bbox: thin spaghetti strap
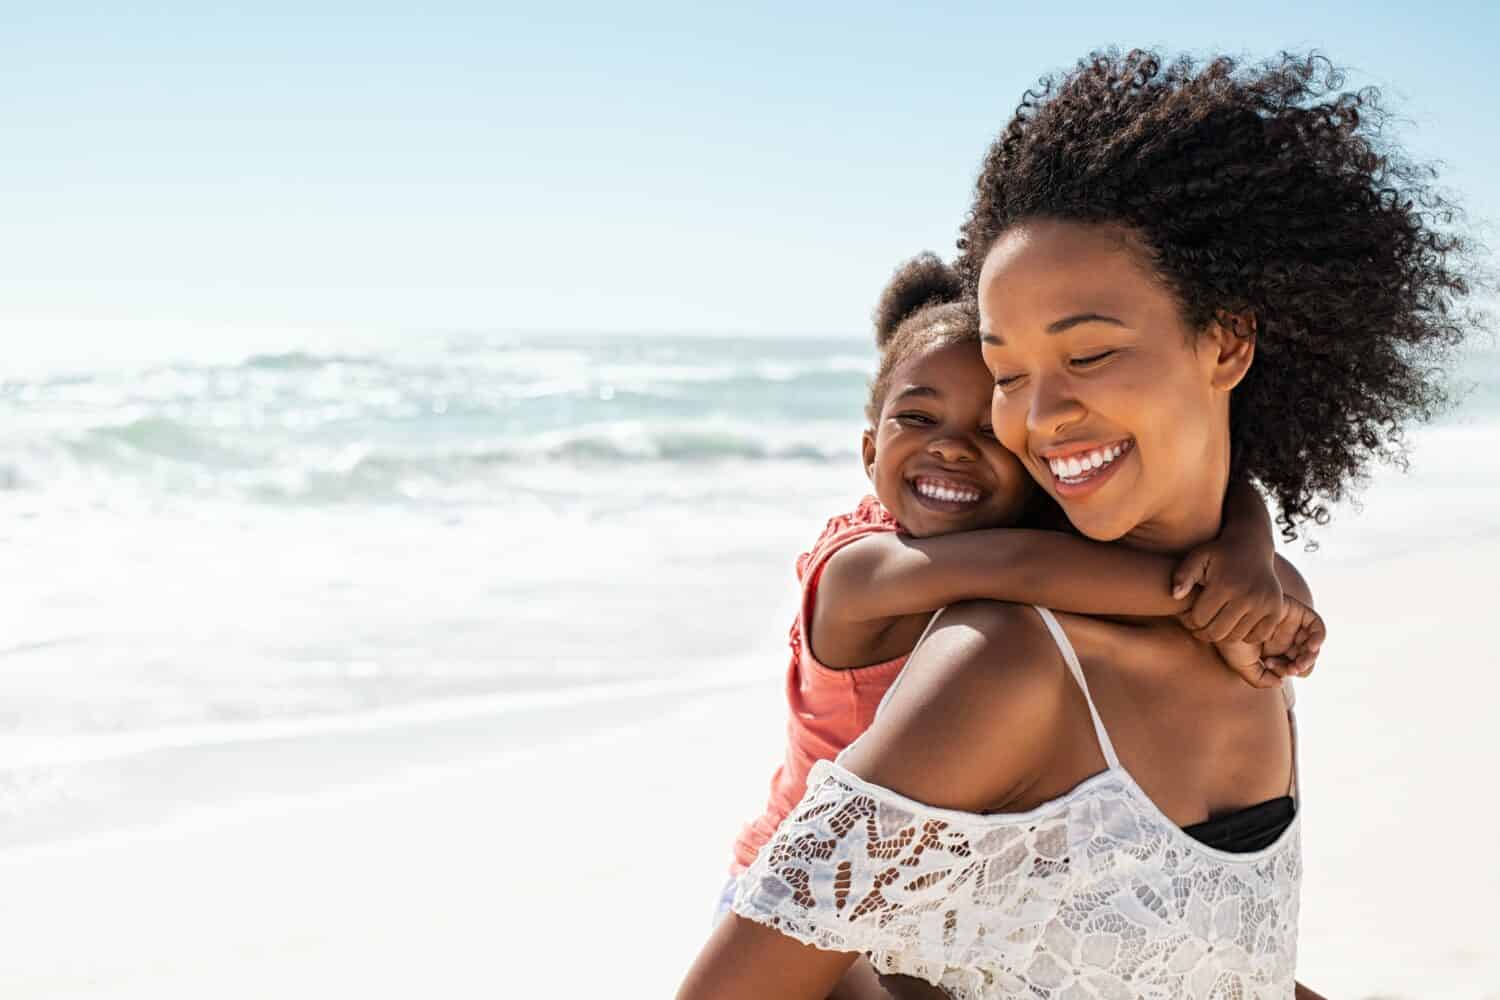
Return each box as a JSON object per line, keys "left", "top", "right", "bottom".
{"left": 1283, "top": 680, "right": 1299, "bottom": 802}
{"left": 868, "top": 607, "right": 948, "bottom": 722}
{"left": 1031, "top": 607, "right": 1122, "bottom": 771}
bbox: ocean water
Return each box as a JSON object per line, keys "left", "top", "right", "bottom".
{"left": 0, "top": 332, "right": 874, "bottom": 812}
{"left": 3, "top": 329, "right": 1497, "bottom": 845}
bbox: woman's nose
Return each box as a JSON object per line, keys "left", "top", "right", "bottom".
{"left": 1025, "top": 374, "right": 1087, "bottom": 436}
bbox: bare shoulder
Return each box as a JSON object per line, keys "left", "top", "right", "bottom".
{"left": 1273, "top": 554, "right": 1314, "bottom": 606}
{"left": 839, "top": 601, "right": 1073, "bottom": 813}
{"left": 909, "top": 600, "right": 1070, "bottom": 687}
{"left": 817, "top": 532, "right": 899, "bottom": 594}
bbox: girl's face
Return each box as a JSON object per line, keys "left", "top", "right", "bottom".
{"left": 862, "top": 340, "right": 1034, "bottom": 538}
{"left": 977, "top": 219, "right": 1254, "bottom": 552}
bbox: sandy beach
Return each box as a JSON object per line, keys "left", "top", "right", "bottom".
{"left": 4, "top": 492, "right": 1499, "bottom": 998}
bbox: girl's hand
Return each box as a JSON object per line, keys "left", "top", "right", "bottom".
{"left": 1172, "top": 537, "right": 1283, "bottom": 644}
{"left": 1210, "top": 597, "right": 1326, "bottom": 688}
{"left": 1259, "top": 596, "right": 1325, "bottom": 678}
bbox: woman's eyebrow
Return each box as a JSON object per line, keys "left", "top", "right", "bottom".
{"left": 1046, "top": 312, "right": 1126, "bottom": 334}
{"left": 982, "top": 313, "right": 1126, "bottom": 345}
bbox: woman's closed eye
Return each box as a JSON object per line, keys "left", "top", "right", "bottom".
{"left": 993, "top": 350, "right": 1118, "bottom": 389}
{"left": 1069, "top": 349, "right": 1117, "bottom": 369}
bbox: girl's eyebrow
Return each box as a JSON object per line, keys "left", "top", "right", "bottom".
{"left": 891, "top": 385, "right": 940, "bottom": 402}
{"left": 982, "top": 313, "right": 1127, "bottom": 345}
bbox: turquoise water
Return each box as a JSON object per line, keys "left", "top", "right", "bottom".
{"left": 4, "top": 331, "right": 1495, "bottom": 510}
{"left": 0, "top": 333, "right": 874, "bottom": 511}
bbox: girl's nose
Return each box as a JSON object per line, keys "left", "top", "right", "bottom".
{"left": 928, "top": 434, "right": 979, "bottom": 464}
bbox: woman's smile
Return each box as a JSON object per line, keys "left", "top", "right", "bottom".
{"left": 979, "top": 218, "right": 1243, "bottom": 547}
{"left": 1040, "top": 438, "right": 1135, "bottom": 498}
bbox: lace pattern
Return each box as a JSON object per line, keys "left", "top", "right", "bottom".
{"left": 732, "top": 760, "right": 1300, "bottom": 999}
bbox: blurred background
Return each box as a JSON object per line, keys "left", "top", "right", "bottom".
{"left": 3, "top": 4, "right": 1497, "bottom": 998}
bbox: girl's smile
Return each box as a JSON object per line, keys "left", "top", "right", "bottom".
{"left": 906, "top": 472, "right": 989, "bottom": 511}
{"left": 862, "top": 340, "right": 1034, "bottom": 538}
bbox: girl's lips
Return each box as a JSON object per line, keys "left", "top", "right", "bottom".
{"left": 905, "top": 476, "right": 987, "bottom": 514}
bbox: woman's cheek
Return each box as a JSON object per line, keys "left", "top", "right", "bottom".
{"left": 991, "top": 390, "right": 1030, "bottom": 455}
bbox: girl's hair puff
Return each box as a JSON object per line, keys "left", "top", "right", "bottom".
{"left": 958, "top": 49, "right": 1488, "bottom": 542}
{"left": 866, "top": 252, "right": 978, "bottom": 424}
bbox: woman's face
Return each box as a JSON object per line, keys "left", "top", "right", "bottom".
{"left": 977, "top": 219, "right": 1253, "bottom": 551}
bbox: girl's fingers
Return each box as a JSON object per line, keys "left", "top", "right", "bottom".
{"left": 1263, "top": 607, "right": 1302, "bottom": 658}
{"left": 1261, "top": 658, "right": 1291, "bottom": 682}
{"left": 1184, "top": 595, "right": 1230, "bottom": 632}
{"left": 1243, "top": 615, "right": 1278, "bottom": 645}
{"left": 1172, "top": 550, "right": 1212, "bottom": 601}
{"left": 1200, "top": 602, "right": 1252, "bottom": 643}
{"left": 1254, "top": 662, "right": 1285, "bottom": 688}
{"left": 1301, "top": 612, "right": 1327, "bottom": 652}
{"left": 1224, "top": 603, "right": 1270, "bottom": 644}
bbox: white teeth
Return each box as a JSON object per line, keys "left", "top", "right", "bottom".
{"left": 914, "top": 480, "right": 979, "bottom": 503}
{"left": 1049, "top": 442, "right": 1130, "bottom": 482}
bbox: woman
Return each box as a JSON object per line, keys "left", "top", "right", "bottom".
{"left": 679, "top": 51, "right": 1476, "bottom": 998}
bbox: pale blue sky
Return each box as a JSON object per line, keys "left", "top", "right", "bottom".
{"left": 3, "top": 2, "right": 1495, "bottom": 346}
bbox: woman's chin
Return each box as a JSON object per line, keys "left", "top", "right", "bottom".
{"left": 1060, "top": 508, "right": 1133, "bottom": 543}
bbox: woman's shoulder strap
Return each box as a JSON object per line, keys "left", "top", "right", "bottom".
{"left": 1031, "top": 607, "right": 1121, "bottom": 770}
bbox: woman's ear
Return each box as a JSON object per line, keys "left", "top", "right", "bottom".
{"left": 861, "top": 429, "right": 878, "bottom": 483}
{"left": 1206, "top": 310, "right": 1257, "bottom": 391}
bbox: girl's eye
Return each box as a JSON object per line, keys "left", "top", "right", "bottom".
{"left": 894, "top": 412, "right": 936, "bottom": 426}
{"left": 1070, "top": 350, "right": 1116, "bottom": 368}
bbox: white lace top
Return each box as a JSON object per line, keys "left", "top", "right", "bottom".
{"left": 732, "top": 607, "right": 1301, "bottom": 999}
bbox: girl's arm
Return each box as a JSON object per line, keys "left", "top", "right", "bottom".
{"left": 817, "top": 527, "right": 1191, "bottom": 627}
{"left": 820, "top": 478, "right": 1278, "bottom": 629}
{"left": 1173, "top": 478, "right": 1284, "bottom": 643}
{"left": 817, "top": 482, "right": 1318, "bottom": 682}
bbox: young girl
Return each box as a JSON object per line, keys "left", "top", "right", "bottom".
{"left": 720, "top": 253, "right": 1322, "bottom": 928}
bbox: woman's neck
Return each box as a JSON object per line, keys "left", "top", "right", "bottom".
{"left": 1120, "top": 462, "right": 1230, "bottom": 556}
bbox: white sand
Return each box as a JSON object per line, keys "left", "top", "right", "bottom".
{"left": 4, "top": 496, "right": 1498, "bottom": 997}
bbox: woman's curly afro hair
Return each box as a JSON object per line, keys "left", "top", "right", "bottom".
{"left": 958, "top": 50, "right": 1487, "bottom": 541}
{"left": 866, "top": 252, "right": 978, "bottom": 424}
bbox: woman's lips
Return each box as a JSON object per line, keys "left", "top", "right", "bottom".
{"left": 1041, "top": 439, "right": 1134, "bottom": 499}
